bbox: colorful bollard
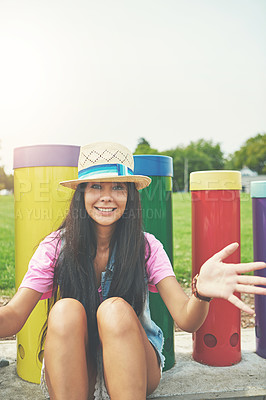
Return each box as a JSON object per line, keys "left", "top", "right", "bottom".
{"left": 14, "top": 144, "right": 79, "bottom": 383}
{"left": 134, "top": 155, "right": 175, "bottom": 371}
{"left": 190, "top": 170, "right": 242, "bottom": 366}
{"left": 251, "top": 181, "right": 266, "bottom": 358}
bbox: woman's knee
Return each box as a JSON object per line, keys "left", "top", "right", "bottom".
{"left": 97, "top": 297, "right": 138, "bottom": 338}
{"left": 47, "top": 298, "right": 87, "bottom": 338}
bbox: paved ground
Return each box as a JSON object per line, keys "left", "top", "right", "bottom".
{"left": 1, "top": 328, "right": 266, "bottom": 399}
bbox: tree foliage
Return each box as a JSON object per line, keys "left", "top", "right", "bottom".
{"left": 0, "top": 167, "right": 14, "bottom": 191}
{"left": 185, "top": 139, "right": 224, "bottom": 170}
{"left": 136, "top": 138, "right": 225, "bottom": 191}
{"left": 134, "top": 138, "right": 159, "bottom": 155}
{"left": 162, "top": 147, "right": 186, "bottom": 191}
{"left": 226, "top": 133, "right": 266, "bottom": 174}
{"left": 0, "top": 139, "right": 14, "bottom": 191}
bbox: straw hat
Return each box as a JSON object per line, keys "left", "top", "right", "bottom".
{"left": 60, "top": 142, "right": 151, "bottom": 190}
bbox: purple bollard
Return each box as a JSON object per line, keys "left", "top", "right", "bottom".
{"left": 251, "top": 181, "right": 266, "bottom": 358}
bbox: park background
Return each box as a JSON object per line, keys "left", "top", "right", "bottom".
{"left": 0, "top": 1, "right": 265, "bottom": 321}
{"left": 0, "top": 0, "right": 266, "bottom": 172}
{"left": 0, "top": 131, "right": 265, "bottom": 295}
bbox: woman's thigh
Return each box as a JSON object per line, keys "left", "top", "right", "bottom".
{"left": 44, "top": 298, "right": 97, "bottom": 399}
{"left": 97, "top": 297, "right": 161, "bottom": 396}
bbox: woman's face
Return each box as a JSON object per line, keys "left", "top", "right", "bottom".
{"left": 84, "top": 182, "right": 128, "bottom": 228}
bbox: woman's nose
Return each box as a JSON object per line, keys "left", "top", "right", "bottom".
{"left": 99, "top": 188, "right": 113, "bottom": 201}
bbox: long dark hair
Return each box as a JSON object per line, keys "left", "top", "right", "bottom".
{"left": 40, "top": 182, "right": 149, "bottom": 363}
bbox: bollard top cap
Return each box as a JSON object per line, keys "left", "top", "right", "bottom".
{"left": 250, "top": 181, "right": 266, "bottom": 198}
{"left": 13, "top": 144, "right": 80, "bottom": 169}
{"left": 133, "top": 155, "right": 173, "bottom": 177}
{"left": 190, "top": 170, "right": 242, "bottom": 191}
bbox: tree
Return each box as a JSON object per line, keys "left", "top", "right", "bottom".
{"left": 5, "top": 173, "right": 14, "bottom": 191}
{"left": 134, "top": 138, "right": 159, "bottom": 155}
{"left": 186, "top": 139, "right": 224, "bottom": 170}
{"left": 0, "top": 167, "right": 5, "bottom": 190}
{"left": 0, "top": 139, "right": 14, "bottom": 192}
{"left": 226, "top": 133, "right": 266, "bottom": 174}
{"left": 164, "top": 139, "right": 225, "bottom": 191}
{"left": 0, "top": 166, "right": 14, "bottom": 192}
{"left": 162, "top": 147, "right": 186, "bottom": 191}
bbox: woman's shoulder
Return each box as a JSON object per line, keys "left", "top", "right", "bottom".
{"left": 37, "top": 229, "right": 62, "bottom": 254}
{"left": 40, "top": 229, "right": 61, "bottom": 243}
{"left": 144, "top": 232, "right": 174, "bottom": 289}
{"left": 144, "top": 232, "right": 163, "bottom": 249}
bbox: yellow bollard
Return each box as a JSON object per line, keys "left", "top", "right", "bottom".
{"left": 14, "top": 144, "right": 79, "bottom": 383}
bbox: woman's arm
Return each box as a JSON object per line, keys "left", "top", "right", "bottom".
{"left": 156, "top": 277, "right": 209, "bottom": 332}
{"left": 157, "top": 243, "right": 266, "bottom": 333}
{"left": 0, "top": 288, "right": 42, "bottom": 338}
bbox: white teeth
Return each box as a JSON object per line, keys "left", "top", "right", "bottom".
{"left": 97, "top": 208, "right": 114, "bottom": 212}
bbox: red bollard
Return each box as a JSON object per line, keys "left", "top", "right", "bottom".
{"left": 190, "top": 171, "right": 242, "bottom": 366}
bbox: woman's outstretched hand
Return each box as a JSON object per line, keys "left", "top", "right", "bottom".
{"left": 196, "top": 243, "right": 266, "bottom": 314}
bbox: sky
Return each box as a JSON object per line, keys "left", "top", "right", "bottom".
{"left": 0, "top": 0, "right": 265, "bottom": 173}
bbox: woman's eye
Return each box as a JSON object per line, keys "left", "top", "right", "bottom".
{"left": 113, "top": 184, "right": 126, "bottom": 191}
{"left": 91, "top": 184, "right": 101, "bottom": 190}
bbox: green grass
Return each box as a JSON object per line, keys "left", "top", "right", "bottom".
{"left": 0, "top": 195, "right": 15, "bottom": 297}
{"left": 240, "top": 192, "right": 253, "bottom": 263}
{"left": 172, "top": 192, "right": 192, "bottom": 286}
{"left": 0, "top": 193, "right": 254, "bottom": 296}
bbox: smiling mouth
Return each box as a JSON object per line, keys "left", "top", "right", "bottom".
{"left": 95, "top": 207, "right": 116, "bottom": 212}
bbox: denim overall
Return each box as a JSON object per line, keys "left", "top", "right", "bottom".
{"left": 101, "top": 249, "right": 165, "bottom": 369}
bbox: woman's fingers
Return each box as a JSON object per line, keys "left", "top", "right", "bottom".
{"left": 211, "top": 242, "right": 239, "bottom": 262}
{"left": 228, "top": 294, "right": 254, "bottom": 315}
{"left": 211, "top": 243, "right": 266, "bottom": 272}
{"left": 209, "top": 243, "right": 266, "bottom": 277}
{"left": 235, "top": 284, "right": 266, "bottom": 295}
{"left": 199, "top": 244, "right": 266, "bottom": 311}
{"left": 235, "top": 261, "right": 266, "bottom": 274}
{"left": 237, "top": 274, "right": 266, "bottom": 286}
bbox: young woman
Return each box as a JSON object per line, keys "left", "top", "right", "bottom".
{"left": 1, "top": 141, "right": 266, "bottom": 400}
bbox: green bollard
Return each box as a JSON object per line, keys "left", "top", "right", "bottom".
{"left": 134, "top": 155, "right": 175, "bottom": 371}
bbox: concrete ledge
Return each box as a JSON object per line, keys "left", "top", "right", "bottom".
{"left": 1, "top": 328, "right": 266, "bottom": 400}
{"left": 0, "top": 340, "right": 44, "bottom": 399}
{"left": 149, "top": 329, "right": 266, "bottom": 400}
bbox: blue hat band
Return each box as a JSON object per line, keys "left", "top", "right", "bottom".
{"left": 78, "top": 163, "right": 134, "bottom": 180}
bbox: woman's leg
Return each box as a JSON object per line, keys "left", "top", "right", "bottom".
{"left": 44, "top": 298, "right": 96, "bottom": 400}
{"left": 97, "top": 297, "right": 161, "bottom": 400}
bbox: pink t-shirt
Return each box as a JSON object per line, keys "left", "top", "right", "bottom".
{"left": 19, "top": 231, "right": 175, "bottom": 300}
